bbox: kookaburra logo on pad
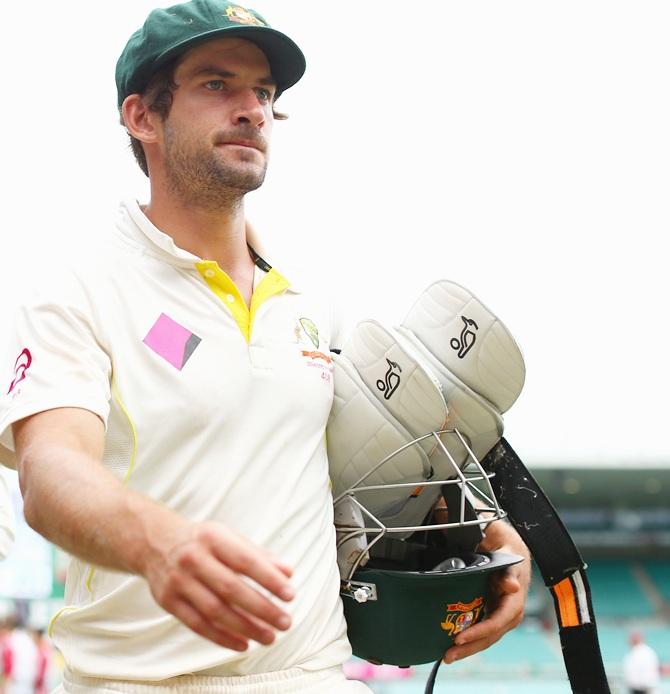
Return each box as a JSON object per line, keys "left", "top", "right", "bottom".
{"left": 450, "top": 316, "right": 478, "bottom": 359}
{"left": 376, "top": 358, "right": 402, "bottom": 400}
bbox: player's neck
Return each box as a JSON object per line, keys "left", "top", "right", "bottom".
{"left": 143, "top": 187, "right": 257, "bottom": 306}
{"left": 143, "top": 189, "right": 251, "bottom": 273}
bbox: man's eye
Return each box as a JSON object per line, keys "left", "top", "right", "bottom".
{"left": 205, "top": 80, "right": 224, "bottom": 90}
{"left": 255, "top": 87, "right": 272, "bottom": 102}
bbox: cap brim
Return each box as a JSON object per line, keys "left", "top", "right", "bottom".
{"left": 151, "top": 25, "right": 306, "bottom": 98}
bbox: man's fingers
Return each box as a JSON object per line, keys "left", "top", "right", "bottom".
{"left": 273, "top": 560, "right": 293, "bottom": 579}
{"left": 443, "top": 579, "right": 525, "bottom": 664}
{"left": 204, "top": 527, "right": 295, "bottom": 602}
{"left": 444, "top": 608, "right": 509, "bottom": 664}
{"left": 490, "top": 573, "right": 521, "bottom": 601}
{"left": 194, "top": 553, "right": 292, "bottom": 633}
{"left": 444, "top": 633, "right": 497, "bottom": 664}
{"left": 440, "top": 523, "right": 531, "bottom": 665}
{"left": 172, "top": 598, "right": 249, "bottom": 651}
{"left": 458, "top": 593, "right": 519, "bottom": 644}
{"left": 258, "top": 546, "right": 294, "bottom": 579}
{"left": 152, "top": 523, "right": 296, "bottom": 648}
{"left": 176, "top": 577, "right": 277, "bottom": 646}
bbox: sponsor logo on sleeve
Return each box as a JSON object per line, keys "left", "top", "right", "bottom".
{"left": 7, "top": 348, "right": 32, "bottom": 394}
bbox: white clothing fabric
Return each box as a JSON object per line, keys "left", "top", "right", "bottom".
{"left": 623, "top": 642, "right": 660, "bottom": 691}
{"left": 54, "top": 666, "right": 372, "bottom": 693}
{"left": 0, "top": 200, "right": 349, "bottom": 680}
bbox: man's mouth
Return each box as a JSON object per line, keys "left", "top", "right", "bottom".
{"left": 218, "top": 139, "right": 265, "bottom": 153}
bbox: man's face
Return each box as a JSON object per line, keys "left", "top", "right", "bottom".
{"left": 156, "top": 37, "right": 276, "bottom": 210}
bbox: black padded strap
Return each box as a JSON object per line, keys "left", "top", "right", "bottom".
{"left": 482, "top": 438, "right": 611, "bottom": 694}
{"left": 482, "top": 438, "right": 581, "bottom": 584}
{"left": 560, "top": 621, "right": 610, "bottom": 694}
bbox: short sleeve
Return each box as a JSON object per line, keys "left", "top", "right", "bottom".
{"left": 0, "top": 276, "right": 112, "bottom": 469}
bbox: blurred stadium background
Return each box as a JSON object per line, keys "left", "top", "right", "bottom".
{"left": 1, "top": 461, "right": 669, "bottom": 693}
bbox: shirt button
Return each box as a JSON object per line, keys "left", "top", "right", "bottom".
{"left": 226, "top": 294, "right": 235, "bottom": 303}
{"left": 204, "top": 269, "right": 216, "bottom": 278}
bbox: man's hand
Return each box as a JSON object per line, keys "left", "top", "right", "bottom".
{"left": 14, "top": 408, "right": 295, "bottom": 652}
{"left": 142, "top": 520, "right": 294, "bottom": 652}
{"left": 443, "top": 520, "right": 531, "bottom": 664}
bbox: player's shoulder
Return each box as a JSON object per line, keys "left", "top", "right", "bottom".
{"left": 15, "top": 216, "right": 134, "bottom": 316}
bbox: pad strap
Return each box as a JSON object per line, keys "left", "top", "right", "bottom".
{"left": 482, "top": 438, "right": 610, "bottom": 694}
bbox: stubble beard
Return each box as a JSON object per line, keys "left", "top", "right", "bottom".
{"left": 163, "top": 124, "right": 268, "bottom": 213}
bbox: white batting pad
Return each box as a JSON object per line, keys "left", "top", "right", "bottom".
{"left": 329, "top": 350, "right": 441, "bottom": 511}
{"left": 341, "top": 320, "right": 448, "bottom": 445}
{"left": 394, "top": 326, "right": 503, "bottom": 472}
{"left": 327, "top": 279, "right": 525, "bottom": 579}
{"left": 401, "top": 280, "right": 525, "bottom": 413}
{"left": 329, "top": 352, "right": 445, "bottom": 561}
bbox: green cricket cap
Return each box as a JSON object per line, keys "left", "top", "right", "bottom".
{"left": 115, "top": 0, "right": 306, "bottom": 108}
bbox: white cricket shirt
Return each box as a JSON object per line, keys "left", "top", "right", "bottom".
{"left": 623, "top": 642, "right": 660, "bottom": 690}
{"left": 0, "top": 200, "right": 350, "bottom": 680}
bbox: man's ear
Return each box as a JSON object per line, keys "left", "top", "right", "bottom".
{"left": 121, "top": 94, "right": 161, "bottom": 144}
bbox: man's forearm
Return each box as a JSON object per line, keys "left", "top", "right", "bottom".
{"left": 18, "top": 439, "right": 183, "bottom": 576}
{"left": 13, "top": 409, "right": 297, "bottom": 650}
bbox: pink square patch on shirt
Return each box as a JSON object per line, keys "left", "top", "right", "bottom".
{"left": 143, "top": 314, "right": 201, "bottom": 370}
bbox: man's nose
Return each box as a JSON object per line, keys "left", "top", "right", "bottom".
{"left": 231, "top": 88, "right": 266, "bottom": 128}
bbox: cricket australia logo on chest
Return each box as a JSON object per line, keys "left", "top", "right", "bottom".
{"left": 294, "top": 317, "right": 333, "bottom": 384}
